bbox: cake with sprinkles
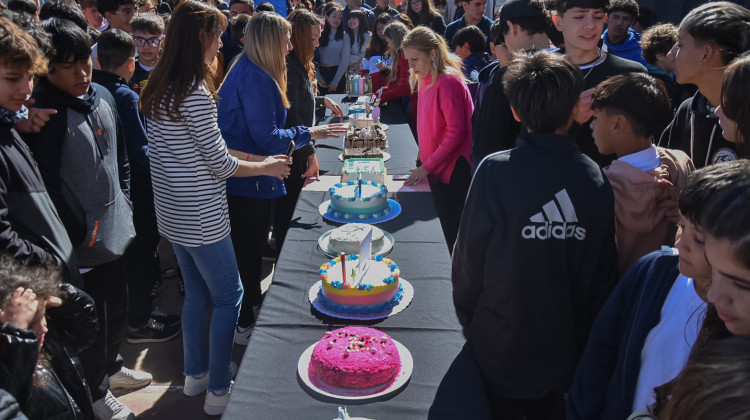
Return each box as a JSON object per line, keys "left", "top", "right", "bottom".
{"left": 310, "top": 326, "right": 401, "bottom": 389}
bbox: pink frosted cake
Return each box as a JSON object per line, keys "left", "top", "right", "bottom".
{"left": 310, "top": 326, "right": 401, "bottom": 389}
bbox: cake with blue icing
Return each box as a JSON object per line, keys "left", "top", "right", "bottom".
{"left": 328, "top": 180, "right": 390, "bottom": 220}
{"left": 317, "top": 254, "right": 403, "bottom": 314}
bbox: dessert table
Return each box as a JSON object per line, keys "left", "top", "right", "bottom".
{"left": 224, "top": 95, "right": 491, "bottom": 419}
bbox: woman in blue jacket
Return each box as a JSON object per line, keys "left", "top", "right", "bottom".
{"left": 218, "top": 12, "right": 344, "bottom": 345}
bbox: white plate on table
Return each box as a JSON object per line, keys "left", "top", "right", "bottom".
{"left": 317, "top": 229, "right": 395, "bottom": 258}
{"left": 308, "top": 279, "right": 414, "bottom": 321}
{"left": 297, "top": 339, "right": 413, "bottom": 401}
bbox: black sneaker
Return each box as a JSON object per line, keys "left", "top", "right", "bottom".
{"left": 150, "top": 308, "right": 181, "bottom": 328}
{"left": 126, "top": 318, "right": 181, "bottom": 344}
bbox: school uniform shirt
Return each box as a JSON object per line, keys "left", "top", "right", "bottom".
{"left": 146, "top": 83, "right": 239, "bottom": 247}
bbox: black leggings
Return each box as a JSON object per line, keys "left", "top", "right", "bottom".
{"left": 429, "top": 156, "right": 471, "bottom": 253}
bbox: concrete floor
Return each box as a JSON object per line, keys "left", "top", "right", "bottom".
{"left": 114, "top": 260, "right": 275, "bottom": 419}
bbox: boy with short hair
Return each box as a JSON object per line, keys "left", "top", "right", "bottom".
{"left": 601, "top": 0, "right": 646, "bottom": 66}
{"left": 444, "top": 0, "right": 492, "bottom": 50}
{"left": 93, "top": 29, "right": 181, "bottom": 344}
{"left": 452, "top": 25, "right": 490, "bottom": 101}
{"left": 640, "top": 23, "right": 697, "bottom": 111}
{"left": 221, "top": 0, "right": 253, "bottom": 73}
{"left": 470, "top": 0, "right": 554, "bottom": 167}
{"left": 452, "top": 50, "right": 619, "bottom": 419}
{"left": 80, "top": 0, "right": 105, "bottom": 29}
{"left": 98, "top": 0, "right": 136, "bottom": 32}
{"left": 7, "top": 0, "right": 38, "bottom": 20}
{"left": 552, "top": 0, "right": 646, "bottom": 167}
{"left": 568, "top": 160, "right": 750, "bottom": 419}
{"left": 129, "top": 12, "right": 164, "bottom": 93}
{"left": 590, "top": 73, "right": 694, "bottom": 274}
{"left": 22, "top": 17, "right": 141, "bottom": 420}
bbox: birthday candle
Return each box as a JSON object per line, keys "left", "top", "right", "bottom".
{"left": 340, "top": 253, "right": 347, "bottom": 288}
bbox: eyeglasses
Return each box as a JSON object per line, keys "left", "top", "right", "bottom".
{"left": 133, "top": 35, "right": 164, "bottom": 48}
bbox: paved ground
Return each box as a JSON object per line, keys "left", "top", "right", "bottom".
{"left": 114, "top": 260, "right": 275, "bottom": 419}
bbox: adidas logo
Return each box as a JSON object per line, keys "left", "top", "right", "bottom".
{"left": 522, "top": 189, "right": 587, "bottom": 240}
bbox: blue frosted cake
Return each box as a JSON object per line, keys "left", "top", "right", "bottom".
{"left": 328, "top": 181, "right": 390, "bottom": 220}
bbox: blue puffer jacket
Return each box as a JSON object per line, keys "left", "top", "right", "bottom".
{"left": 218, "top": 55, "right": 311, "bottom": 199}
{"left": 602, "top": 28, "right": 648, "bottom": 67}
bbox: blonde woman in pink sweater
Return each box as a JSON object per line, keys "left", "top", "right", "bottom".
{"left": 402, "top": 26, "right": 473, "bottom": 251}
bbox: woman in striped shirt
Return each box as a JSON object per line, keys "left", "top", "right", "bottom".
{"left": 139, "top": 2, "right": 290, "bottom": 415}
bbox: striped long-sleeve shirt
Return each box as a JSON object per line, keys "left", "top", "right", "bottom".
{"left": 146, "top": 84, "right": 239, "bottom": 247}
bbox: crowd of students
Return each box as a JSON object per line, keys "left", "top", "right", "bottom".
{"left": 1, "top": 0, "right": 750, "bottom": 418}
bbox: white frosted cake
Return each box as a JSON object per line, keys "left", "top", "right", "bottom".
{"left": 342, "top": 158, "right": 386, "bottom": 184}
{"left": 328, "top": 181, "right": 390, "bottom": 220}
{"left": 329, "top": 223, "right": 386, "bottom": 254}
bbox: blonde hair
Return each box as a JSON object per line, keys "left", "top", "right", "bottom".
{"left": 383, "top": 21, "right": 408, "bottom": 84}
{"left": 401, "top": 26, "right": 464, "bottom": 92}
{"left": 241, "top": 12, "right": 292, "bottom": 108}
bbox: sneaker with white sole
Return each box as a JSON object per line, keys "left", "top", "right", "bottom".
{"left": 126, "top": 317, "right": 181, "bottom": 344}
{"left": 203, "top": 384, "right": 233, "bottom": 416}
{"left": 233, "top": 323, "right": 254, "bottom": 346}
{"left": 109, "top": 366, "right": 153, "bottom": 390}
{"left": 93, "top": 390, "right": 135, "bottom": 420}
{"left": 183, "top": 362, "right": 239, "bottom": 397}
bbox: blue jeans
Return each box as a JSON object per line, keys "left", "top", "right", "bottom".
{"left": 173, "top": 235, "right": 243, "bottom": 391}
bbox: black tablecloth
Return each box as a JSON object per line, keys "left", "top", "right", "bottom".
{"left": 314, "top": 95, "right": 419, "bottom": 176}
{"left": 224, "top": 98, "right": 491, "bottom": 419}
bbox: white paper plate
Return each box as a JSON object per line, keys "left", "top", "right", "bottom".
{"left": 308, "top": 279, "right": 413, "bottom": 321}
{"left": 317, "top": 229, "right": 395, "bottom": 258}
{"left": 297, "top": 339, "right": 413, "bottom": 401}
{"left": 338, "top": 151, "right": 391, "bottom": 162}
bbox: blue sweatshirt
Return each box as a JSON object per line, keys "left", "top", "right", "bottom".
{"left": 602, "top": 28, "right": 648, "bottom": 67}
{"left": 218, "top": 55, "right": 311, "bottom": 199}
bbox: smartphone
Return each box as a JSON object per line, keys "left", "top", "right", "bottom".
{"left": 393, "top": 174, "right": 411, "bottom": 180}
{"left": 286, "top": 140, "right": 295, "bottom": 156}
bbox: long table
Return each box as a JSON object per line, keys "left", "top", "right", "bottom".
{"left": 224, "top": 95, "right": 491, "bottom": 419}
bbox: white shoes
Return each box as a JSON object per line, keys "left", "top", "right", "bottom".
{"left": 109, "top": 367, "right": 153, "bottom": 390}
{"left": 183, "top": 362, "right": 239, "bottom": 397}
{"left": 93, "top": 390, "right": 135, "bottom": 420}
{"left": 203, "top": 384, "right": 233, "bottom": 416}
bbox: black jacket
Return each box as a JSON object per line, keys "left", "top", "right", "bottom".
{"left": 0, "top": 285, "right": 98, "bottom": 420}
{"left": 0, "top": 121, "right": 80, "bottom": 286}
{"left": 470, "top": 62, "right": 521, "bottom": 169}
{"left": 658, "top": 92, "right": 737, "bottom": 168}
{"left": 567, "top": 250, "right": 680, "bottom": 420}
{"left": 452, "top": 131, "right": 619, "bottom": 399}
{"left": 285, "top": 53, "right": 319, "bottom": 162}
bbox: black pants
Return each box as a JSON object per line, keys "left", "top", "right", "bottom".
{"left": 429, "top": 156, "right": 471, "bottom": 253}
{"left": 319, "top": 66, "right": 345, "bottom": 94}
{"left": 79, "top": 257, "right": 127, "bottom": 401}
{"left": 228, "top": 195, "right": 272, "bottom": 327}
{"left": 124, "top": 182, "right": 160, "bottom": 327}
{"left": 273, "top": 148, "right": 309, "bottom": 251}
{"left": 488, "top": 392, "right": 566, "bottom": 420}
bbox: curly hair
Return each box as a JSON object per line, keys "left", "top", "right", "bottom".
{"left": 0, "top": 16, "right": 47, "bottom": 75}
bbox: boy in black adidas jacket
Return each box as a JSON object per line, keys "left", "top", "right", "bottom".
{"left": 452, "top": 50, "right": 619, "bottom": 419}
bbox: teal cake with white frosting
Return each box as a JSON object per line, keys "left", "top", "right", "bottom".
{"left": 328, "top": 181, "right": 390, "bottom": 219}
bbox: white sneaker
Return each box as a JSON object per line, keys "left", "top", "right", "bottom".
{"left": 93, "top": 391, "right": 135, "bottom": 420}
{"left": 183, "top": 362, "right": 239, "bottom": 397}
{"left": 184, "top": 373, "right": 210, "bottom": 397}
{"left": 233, "top": 324, "right": 254, "bottom": 345}
{"left": 203, "top": 384, "right": 233, "bottom": 416}
{"left": 109, "top": 366, "right": 153, "bottom": 390}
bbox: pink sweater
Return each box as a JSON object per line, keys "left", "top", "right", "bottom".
{"left": 416, "top": 72, "right": 473, "bottom": 184}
